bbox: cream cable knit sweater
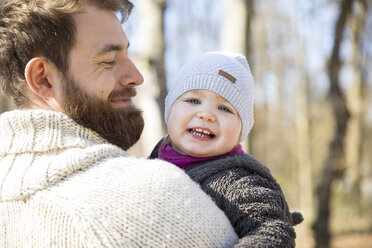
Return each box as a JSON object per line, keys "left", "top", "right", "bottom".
{"left": 0, "top": 110, "right": 238, "bottom": 248}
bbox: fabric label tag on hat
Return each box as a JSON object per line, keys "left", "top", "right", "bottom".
{"left": 218, "top": 70, "right": 236, "bottom": 83}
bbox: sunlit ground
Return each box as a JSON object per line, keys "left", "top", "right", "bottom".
{"left": 332, "top": 233, "right": 372, "bottom": 248}
{"left": 297, "top": 233, "right": 372, "bottom": 248}
{"left": 295, "top": 213, "right": 372, "bottom": 248}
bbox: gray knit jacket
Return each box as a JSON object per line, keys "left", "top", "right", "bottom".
{"left": 150, "top": 143, "right": 303, "bottom": 248}
{"left": 185, "top": 154, "right": 303, "bottom": 247}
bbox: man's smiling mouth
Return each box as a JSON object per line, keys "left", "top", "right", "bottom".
{"left": 110, "top": 98, "right": 132, "bottom": 108}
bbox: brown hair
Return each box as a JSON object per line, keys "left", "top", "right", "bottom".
{"left": 0, "top": 0, "right": 133, "bottom": 106}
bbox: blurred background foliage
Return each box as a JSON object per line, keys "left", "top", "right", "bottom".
{"left": 1, "top": 0, "right": 371, "bottom": 247}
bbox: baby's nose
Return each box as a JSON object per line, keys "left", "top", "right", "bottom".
{"left": 197, "top": 111, "right": 216, "bottom": 122}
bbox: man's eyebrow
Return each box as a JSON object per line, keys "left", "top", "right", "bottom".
{"left": 96, "top": 42, "right": 130, "bottom": 56}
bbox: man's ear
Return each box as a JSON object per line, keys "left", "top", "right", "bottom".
{"left": 24, "top": 57, "right": 58, "bottom": 98}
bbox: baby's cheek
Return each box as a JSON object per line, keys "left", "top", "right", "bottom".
{"left": 227, "top": 126, "right": 241, "bottom": 146}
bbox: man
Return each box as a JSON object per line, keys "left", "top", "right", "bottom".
{"left": 0, "top": 1, "right": 238, "bottom": 247}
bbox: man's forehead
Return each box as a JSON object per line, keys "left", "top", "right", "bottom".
{"left": 71, "top": 5, "right": 129, "bottom": 56}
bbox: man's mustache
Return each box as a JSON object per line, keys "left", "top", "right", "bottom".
{"left": 108, "top": 87, "right": 137, "bottom": 100}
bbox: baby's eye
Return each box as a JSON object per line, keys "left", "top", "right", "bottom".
{"left": 186, "top": 99, "right": 200, "bottom": 104}
{"left": 219, "top": 106, "right": 232, "bottom": 113}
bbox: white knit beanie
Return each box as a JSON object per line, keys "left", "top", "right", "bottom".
{"left": 164, "top": 51, "right": 254, "bottom": 142}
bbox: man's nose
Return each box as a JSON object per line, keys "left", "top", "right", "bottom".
{"left": 197, "top": 111, "right": 216, "bottom": 122}
{"left": 119, "top": 58, "right": 144, "bottom": 87}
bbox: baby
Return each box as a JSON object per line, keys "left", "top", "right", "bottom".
{"left": 150, "top": 51, "right": 303, "bottom": 247}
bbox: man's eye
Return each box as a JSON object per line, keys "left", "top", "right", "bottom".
{"left": 186, "top": 99, "right": 200, "bottom": 104}
{"left": 219, "top": 106, "right": 232, "bottom": 113}
{"left": 102, "top": 60, "right": 116, "bottom": 66}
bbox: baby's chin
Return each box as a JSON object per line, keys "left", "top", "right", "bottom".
{"left": 170, "top": 138, "right": 227, "bottom": 157}
{"left": 180, "top": 147, "right": 222, "bottom": 158}
{"left": 172, "top": 144, "right": 209, "bottom": 158}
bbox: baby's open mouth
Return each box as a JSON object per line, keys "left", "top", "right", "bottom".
{"left": 188, "top": 128, "right": 215, "bottom": 139}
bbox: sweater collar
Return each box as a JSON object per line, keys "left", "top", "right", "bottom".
{"left": 0, "top": 109, "right": 126, "bottom": 201}
{"left": 158, "top": 141, "right": 245, "bottom": 169}
{"left": 0, "top": 109, "right": 106, "bottom": 155}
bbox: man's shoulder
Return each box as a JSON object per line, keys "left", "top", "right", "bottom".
{"left": 100, "top": 155, "right": 184, "bottom": 175}
{"left": 67, "top": 155, "right": 193, "bottom": 193}
{"left": 41, "top": 156, "right": 195, "bottom": 213}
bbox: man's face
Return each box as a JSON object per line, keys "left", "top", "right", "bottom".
{"left": 61, "top": 5, "right": 144, "bottom": 150}
{"left": 62, "top": 74, "right": 144, "bottom": 150}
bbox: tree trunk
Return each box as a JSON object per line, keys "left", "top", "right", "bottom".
{"left": 221, "top": 0, "right": 254, "bottom": 152}
{"left": 128, "top": 0, "right": 167, "bottom": 157}
{"left": 221, "top": 0, "right": 254, "bottom": 59}
{"left": 345, "top": 0, "right": 367, "bottom": 215}
{"left": 295, "top": 70, "right": 313, "bottom": 226}
{"left": 313, "top": 0, "right": 353, "bottom": 247}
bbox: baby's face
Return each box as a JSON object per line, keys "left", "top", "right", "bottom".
{"left": 167, "top": 89, "right": 241, "bottom": 158}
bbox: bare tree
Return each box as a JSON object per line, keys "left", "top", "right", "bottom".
{"left": 344, "top": 0, "right": 367, "bottom": 215}
{"left": 313, "top": 0, "right": 354, "bottom": 247}
{"left": 221, "top": 0, "right": 254, "bottom": 58}
{"left": 295, "top": 61, "right": 313, "bottom": 228}
{"left": 221, "top": 0, "right": 254, "bottom": 152}
{"left": 128, "top": 0, "right": 167, "bottom": 157}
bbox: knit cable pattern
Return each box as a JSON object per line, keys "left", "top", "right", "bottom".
{"left": 0, "top": 109, "right": 238, "bottom": 247}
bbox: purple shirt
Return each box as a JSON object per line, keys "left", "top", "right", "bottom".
{"left": 158, "top": 142, "right": 245, "bottom": 169}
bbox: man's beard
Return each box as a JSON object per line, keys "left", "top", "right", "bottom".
{"left": 62, "top": 75, "right": 144, "bottom": 151}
